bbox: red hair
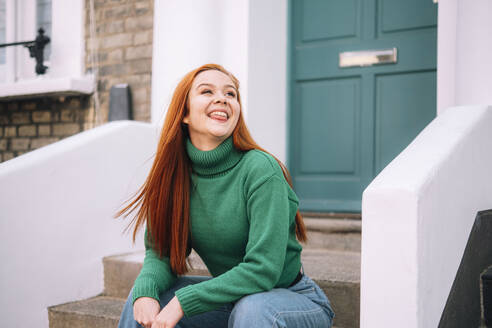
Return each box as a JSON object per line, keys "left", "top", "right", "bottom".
{"left": 116, "top": 64, "right": 306, "bottom": 275}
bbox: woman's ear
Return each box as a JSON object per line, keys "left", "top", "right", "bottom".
{"left": 182, "top": 102, "right": 190, "bottom": 124}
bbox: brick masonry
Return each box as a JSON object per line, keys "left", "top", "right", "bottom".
{"left": 86, "top": 0, "right": 154, "bottom": 123}
{"left": 0, "top": 97, "right": 92, "bottom": 162}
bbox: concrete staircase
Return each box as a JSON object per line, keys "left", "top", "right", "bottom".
{"left": 48, "top": 215, "right": 361, "bottom": 328}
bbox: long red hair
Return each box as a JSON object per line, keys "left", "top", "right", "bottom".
{"left": 116, "top": 64, "right": 306, "bottom": 275}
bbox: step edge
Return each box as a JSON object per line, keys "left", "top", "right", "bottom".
{"left": 48, "top": 295, "right": 124, "bottom": 319}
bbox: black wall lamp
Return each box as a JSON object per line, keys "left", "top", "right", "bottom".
{"left": 0, "top": 27, "right": 50, "bottom": 75}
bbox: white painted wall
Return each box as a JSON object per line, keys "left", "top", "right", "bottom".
{"left": 151, "top": 0, "right": 288, "bottom": 162}
{"left": 361, "top": 106, "right": 492, "bottom": 328}
{"left": 0, "top": 121, "right": 158, "bottom": 327}
{"left": 436, "top": 0, "right": 457, "bottom": 114}
{"left": 247, "top": 0, "right": 288, "bottom": 163}
{"left": 437, "top": 0, "right": 492, "bottom": 113}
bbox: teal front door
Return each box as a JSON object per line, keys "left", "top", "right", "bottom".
{"left": 289, "top": 0, "right": 437, "bottom": 212}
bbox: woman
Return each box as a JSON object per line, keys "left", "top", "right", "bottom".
{"left": 117, "top": 64, "right": 334, "bottom": 328}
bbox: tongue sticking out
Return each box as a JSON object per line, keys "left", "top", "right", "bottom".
{"left": 210, "top": 113, "right": 228, "bottom": 122}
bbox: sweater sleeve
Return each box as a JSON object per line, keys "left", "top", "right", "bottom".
{"left": 132, "top": 228, "right": 177, "bottom": 304}
{"left": 174, "top": 174, "right": 293, "bottom": 317}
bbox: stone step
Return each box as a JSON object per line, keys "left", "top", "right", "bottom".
{"left": 49, "top": 216, "right": 361, "bottom": 328}
{"left": 103, "top": 250, "right": 209, "bottom": 299}
{"left": 102, "top": 218, "right": 361, "bottom": 299}
{"left": 304, "top": 217, "right": 361, "bottom": 252}
{"left": 48, "top": 296, "right": 124, "bottom": 328}
{"left": 302, "top": 249, "right": 360, "bottom": 328}
{"left": 302, "top": 212, "right": 361, "bottom": 220}
{"left": 48, "top": 295, "right": 346, "bottom": 328}
{"left": 97, "top": 248, "right": 360, "bottom": 328}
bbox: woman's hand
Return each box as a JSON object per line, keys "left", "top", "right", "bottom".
{"left": 151, "top": 296, "right": 184, "bottom": 328}
{"left": 133, "top": 297, "right": 161, "bottom": 328}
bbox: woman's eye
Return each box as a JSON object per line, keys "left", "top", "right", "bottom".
{"left": 227, "top": 91, "right": 236, "bottom": 97}
{"left": 201, "top": 89, "right": 212, "bottom": 94}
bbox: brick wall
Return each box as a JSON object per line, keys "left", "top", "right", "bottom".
{"left": 85, "top": 0, "right": 154, "bottom": 122}
{"left": 0, "top": 96, "right": 92, "bottom": 162}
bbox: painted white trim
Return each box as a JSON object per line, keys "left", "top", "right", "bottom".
{"left": 436, "top": 0, "right": 457, "bottom": 114}
{"left": 437, "top": 0, "right": 492, "bottom": 114}
{"left": 48, "top": 0, "right": 85, "bottom": 78}
{"left": 0, "top": 0, "right": 18, "bottom": 84}
{"left": 0, "top": 75, "right": 94, "bottom": 99}
{"left": 247, "top": 0, "right": 288, "bottom": 162}
{"left": 15, "top": 0, "right": 37, "bottom": 80}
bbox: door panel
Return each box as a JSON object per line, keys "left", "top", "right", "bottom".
{"left": 380, "top": 0, "right": 438, "bottom": 33}
{"left": 301, "top": 0, "right": 359, "bottom": 41}
{"left": 299, "top": 78, "right": 359, "bottom": 174}
{"left": 375, "top": 71, "right": 437, "bottom": 173}
{"left": 289, "top": 0, "right": 437, "bottom": 212}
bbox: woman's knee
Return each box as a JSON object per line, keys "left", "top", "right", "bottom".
{"left": 232, "top": 292, "right": 265, "bottom": 315}
{"left": 228, "top": 289, "right": 333, "bottom": 328}
{"left": 229, "top": 292, "right": 278, "bottom": 327}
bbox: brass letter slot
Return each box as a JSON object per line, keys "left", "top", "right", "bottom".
{"left": 339, "top": 48, "right": 397, "bottom": 68}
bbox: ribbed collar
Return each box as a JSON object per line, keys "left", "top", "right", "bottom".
{"left": 186, "top": 136, "right": 244, "bottom": 176}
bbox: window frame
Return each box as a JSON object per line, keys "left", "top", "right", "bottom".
{"left": 0, "top": 0, "right": 7, "bottom": 65}
{"left": 0, "top": 0, "right": 17, "bottom": 84}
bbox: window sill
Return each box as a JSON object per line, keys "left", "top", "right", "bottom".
{"left": 0, "top": 75, "right": 94, "bottom": 100}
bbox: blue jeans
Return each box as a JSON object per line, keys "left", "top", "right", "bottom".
{"left": 118, "top": 274, "right": 335, "bottom": 328}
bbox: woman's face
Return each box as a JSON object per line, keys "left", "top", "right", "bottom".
{"left": 184, "top": 70, "right": 241, "bottom": 151}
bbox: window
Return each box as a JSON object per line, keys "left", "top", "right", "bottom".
{"left": 0, "top": 0, "right": 52, "bottom": 82}
{"left": 36, "top": 0, "right": 51, "bottom": 59}
{"left": 0, "top": 0, "right": 92, "bottom": 98}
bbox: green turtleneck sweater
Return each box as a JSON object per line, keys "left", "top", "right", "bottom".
{"left": 132, "top": 137, "right": 302, "bottom": 317}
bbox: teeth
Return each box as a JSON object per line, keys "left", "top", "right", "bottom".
{"left": 210, "top": 111, "right": 228, "bottom": 119}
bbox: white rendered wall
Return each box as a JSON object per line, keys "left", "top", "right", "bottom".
{"left": 247, "top": 0, "right": 288, "bottom": 163}
{"left": 151, "top": 0, "right": 288, "bottom": 163}
{"left": 361, "top": 106, "right": 492, "bottom": 328}
{"left": 0, "top": 121, "right": 158, "bottom": 327}
{"left": 436, "top": 0, "right": 457, "bottom": 114}
{"left": 437, "top": 0, "right": 492, "bottom": 113}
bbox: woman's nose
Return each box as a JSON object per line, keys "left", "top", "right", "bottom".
{"left": 214, "top": 96, "right": 227, "bottom": 104}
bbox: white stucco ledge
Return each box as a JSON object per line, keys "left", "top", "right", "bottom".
{"left": 0, "top": 120, "right": 159, "bottom": 175}
{"left": 0, "top": 75, "right": 94, "bottom": 100}
{"left": 0, "top": 120, "right": 159, "bottom": 326}
{"left": 361, "top": 105, "right": 492, "bottom": 328}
